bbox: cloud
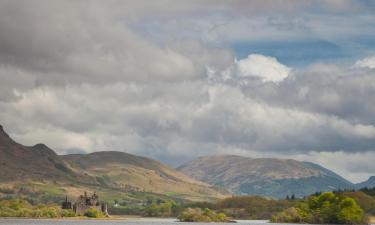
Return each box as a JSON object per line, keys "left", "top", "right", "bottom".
{"left": 3, "top": 77, "right": 375, "bottom": 162}
{"left": 355, "top": 56, "right": 375, "bottom": 69}
{"left": 0, "top": 0, "right": 233, "bottom": 94}
{"left": 0, "top": 0, "right": 375, "bottom": 182}
{"left": 235, "top": 54, "right": 291, "bottom": 82}
{"left": 292, "top": 151, "right": 375, "bottom": 183}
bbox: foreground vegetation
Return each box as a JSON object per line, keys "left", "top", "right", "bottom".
{"left": 0, "top": 198, "right": 109, "bottom": 218}
{"left": 1, "top": 185, "right": 374, "bottom": 223}
{"left": 271, "top": 192, "right": 367, "bottom": 224}
{"left": 0, "top": 199, "right": 75, "bottom": 218}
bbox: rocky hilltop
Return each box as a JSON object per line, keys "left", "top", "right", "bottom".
{"left": 177, "top": 155, "right": 355, "bottom": 198}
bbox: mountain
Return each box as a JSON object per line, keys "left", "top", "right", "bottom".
{"left": 356, "top": 176, "right": 375, "bottom": 189}
{"left": 62, "top": 151, "right": 225, "bottom": 201}
{"left": 0, "top": 125, "right": 225, "bottom": 202}
{"left": 0, "top": 125, "right": 82, "bottom": 182}
{"left": 177, "top": 155, "right": 354, "bottom": 198}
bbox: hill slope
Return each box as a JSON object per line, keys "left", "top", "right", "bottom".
{"left": 0, "top": 125, "right": 84, "bottom": 182}
{"left": 0, "top": 125, "right": 225, "bottom": 202}
{"left": 62, "top": 151, "right": 224, "bottom": 201}
{"left": 356, "top": 176, "right": 375, "bottom": 189}
{"left": 177, "top": 155, "right": 354, "bottom": 198}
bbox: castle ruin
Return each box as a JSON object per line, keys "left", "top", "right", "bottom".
{"left": 61, "top": 192, "right": 108, "bottom": 216}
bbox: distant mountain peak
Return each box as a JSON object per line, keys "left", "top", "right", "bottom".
{"left": 0, "top": 124, "right": 7, "bottom": 136}
{"left": 356, "top": 176, "right": 375, "bottom": 189}
{"left": 0, "top": 125, "right": 18, "bottom": 146}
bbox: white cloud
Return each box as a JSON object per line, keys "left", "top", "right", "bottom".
{"left": 292, "top": 151, "right": 375, "bottom": 183}
{"left": 355, "top": 56, "right": 375, "bottom": 69}
{"left": 235, "top": 54, "right": 291, "bottom": 82}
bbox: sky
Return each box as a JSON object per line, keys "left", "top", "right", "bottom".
{"left": 0, "top": 0, "right": 375, "bottom": 183}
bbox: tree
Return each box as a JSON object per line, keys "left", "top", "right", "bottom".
{"left": 271, "top": 192, "right": 368, "bottom": 224}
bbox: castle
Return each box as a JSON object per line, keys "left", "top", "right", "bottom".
{"left": 62, "top": 192, "right": 108, "bottom": 216}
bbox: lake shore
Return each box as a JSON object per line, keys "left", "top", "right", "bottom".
{"left": 0, "top": 216, "right": 177, "bottom": 221}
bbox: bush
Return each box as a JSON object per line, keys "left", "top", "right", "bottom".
{"left": 0, "top": 198, "right": 77, "bottom": 218}
{"left": 41, "top": 207, "right": 59, "bottom": 218}
{"left": 271, "top": 207, "right": 303, "bottom": 223}
{"left": 84, "top": 208, "right": 103, "bottom": 218}
{"left": 61, "top": 209, "right": 76, "bottom": 217}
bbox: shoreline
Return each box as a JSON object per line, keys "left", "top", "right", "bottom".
{"left": 0, "top": 217, "right": 373, "bottom": 224}
{"left": 0, "top": 216, "right": 179, "bottom": 221}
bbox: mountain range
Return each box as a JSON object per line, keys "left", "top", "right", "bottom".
{"left": 177, "top": 155, "right": 373, "bottom": 198}
{"left": 0, "top": 125, "right": 225, "bottom": 202}
{"left": 0, "top": 124, "right": 373, "bottom": 201}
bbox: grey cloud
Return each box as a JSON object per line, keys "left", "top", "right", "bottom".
{"left": 236, "top": 64, "right": 375, "bottom": 126}
{"left": 0, "top": 0, "right": 232, "bottom": 96}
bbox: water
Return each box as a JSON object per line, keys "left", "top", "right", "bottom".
{"left": 0, "top": 218, "right": 271, "bottom": 225}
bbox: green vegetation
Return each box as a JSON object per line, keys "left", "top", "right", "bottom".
{"left": 271, "top": 192, "right": 368, "bottom": 224}
{"left": 337, "top": 190, "right": 375, "bottom": 216}
{"left": 0, "top": 199, "right": 75, "bottom": 218}
{"left": 144, "top": 202, "right": 174, "bottom": 217}
{"left": 109, "top": 196, "right": 181, "bottom": 217}
{"left": 2, "top": 183, "right": 374, "bottom": 223}
{"left": 214, "top": 195, "right": 292, "bottom": 219}
{"left": 84, "top": 208, "right": 104, "bottom": 218}
{"left": 178, "top": 208, "right": 230, "bottom": 222}
{"left": 360, "top": 187, "right": 375, "bottom": 197}
{"left": 108, "top": 190, "right": 375, "bottom": 222}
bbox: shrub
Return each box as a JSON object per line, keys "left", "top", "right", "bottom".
{"left": 61, "top": 209, "right": 76, "bottom": 217}
{"left": 0, "top": 198, "right": 77, "bottom": 218}
{"left": 271, "top": 207, "right": 303, "bottom": 223}
{"left": 41, "top": 207, "right": 59, "bottom": 218}
{"left": 84, "top": 208, "right": 103, "bottom": 218}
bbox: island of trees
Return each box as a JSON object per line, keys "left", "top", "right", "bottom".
{"left": 178, "top": 208, "right": 231, "bottom": 222}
